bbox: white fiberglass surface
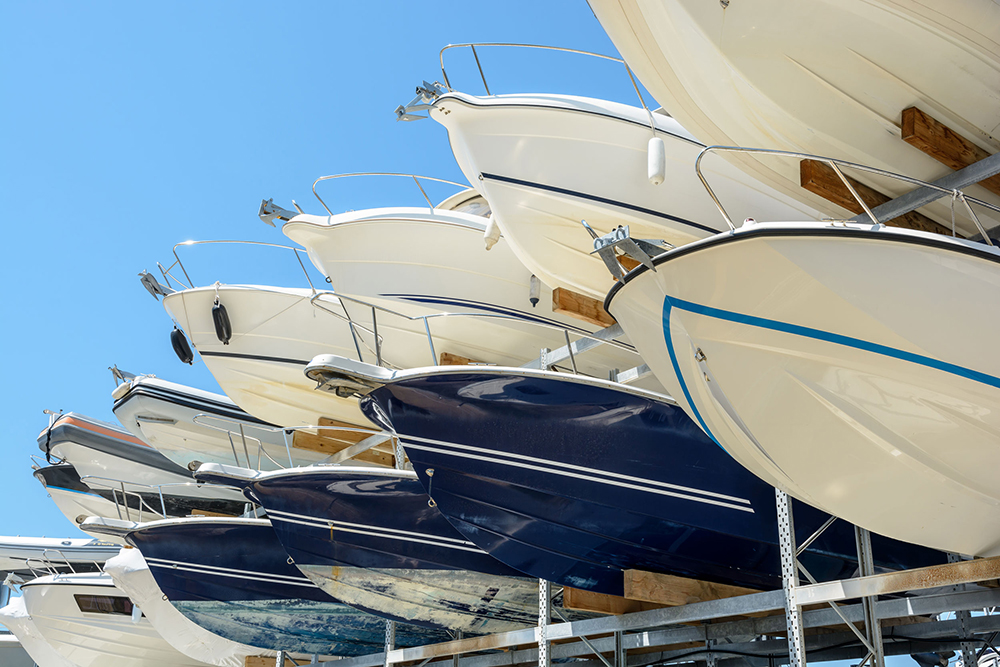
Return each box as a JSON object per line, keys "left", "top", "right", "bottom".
{"left": 609, "top": 224, "right": 1000, "bottom": 555}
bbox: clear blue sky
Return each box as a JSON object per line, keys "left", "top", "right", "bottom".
{"left": 0, "top": 4, "right": 922, "bottom": 666}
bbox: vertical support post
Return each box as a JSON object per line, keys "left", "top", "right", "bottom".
{"left": 538, "top": 579, "right": 551, "bottom": 667}
{"left": 614, "top": 631, "right": 626, "bottom": 667}
{"left": 393, "top": 438, "right": 407, "bottom": 471}
{"left": 856, "top": 526, "right": 885, "bottom": 667}
{"left": 776, "top": 489, "right": 806, "bottom": 667}
{"left": 275, "top": 650, "right": 286, "bottom": 667}
{"left": 453, "top": 631, "right": 463, "bottom": 667}
{"left": 704, "top": 638, "right": 718, "bottom": 667}
{"left": 283, "top": 429, "right": 294, "bottom": 468}
{"left": 310, "top": 654, "right": 320, "bottom": 666}
{"left": 949, "top": 553, "right": 979, "bottom": 667}
{"left": 384, "top": 619, "right": 396, "bottom": 667}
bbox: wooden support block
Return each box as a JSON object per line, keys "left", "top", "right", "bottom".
{"left": 439, "top": 352, "right": 484, "bottom": 366}
{"left": 800, "top": 159, "right": 952, "bottom": 235}
{"left": 293, "top": 418, "right": 394, "bottom": 467}
{"left": 188, "top": 509, "right": 237, "bottom": 518}
{"left": 624, "top": 569, "right": 759, "bottom": 606}
{"left": 902, "top": 107, "right": 1000, "bottom": 197}
{"left": 562, "top": 586, "right": 667, "bottom": 615}
{"left": 552, "top": 287, "right": 616, "bottom": 328}
{"left": 244, "top": 657, "right": 274, "bottom": 667}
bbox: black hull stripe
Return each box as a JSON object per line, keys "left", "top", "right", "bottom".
{"left": 199, "top": 351, "right": 310, "bottom": 366}
{"left": 481, "top": 173, "right": 721, "bottom": 235}
{"left": 113, "top": 385, "right": 275, "bottom": 428}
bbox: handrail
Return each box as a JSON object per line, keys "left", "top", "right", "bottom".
{"left": 307, "top": 289, "right": 640, "bottom": 372}
{"left": 190, "top": 412, "right": 396, "bottom": 468}
{"left": 159, "top": 240, "right": 316, "bottom": 293}
{"left": 438, "top": 43, "right": 657, "bottom": 135}
{"left": 311, "top": 172, "right": 468, "bottom": 216}
{"left": 694, "top": 146, "right": 1000, "bottom": 244}
{"left": 79, "top": 474, "right": 249, "bottom": 522}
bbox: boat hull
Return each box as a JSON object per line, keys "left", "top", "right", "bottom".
{"left": 357, "top": 366, "right": 943, "bottom": 596}
{"left": 113, "top": 375, "right": 327, "bottom": 471}
{"left": 430, "top": 91, "right": 819, "bottom": 298}
{"left": 606, "top": 221, "right": 1000, "bottom": 556}
{"left": 249, "top": 468, "right": 564, "bottom": 634}
{"left": 0, "top": 596, "right": 81, "bottom": 667}
{"left": 282, "top": 207, "right": 653, "bottom": 383}
{"left": 103, "top": 547, "right": 274, "bottom": 667}
{"left": 126, "top": 517, "right": 447, "bottom": 655}
{"left": 589, "top": 0, "right": 1000, "bottom": 234}
{"left": 19, "top": 573, "right": 206, "bottom": 667}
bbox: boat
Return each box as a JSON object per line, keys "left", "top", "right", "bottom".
{"left": 0, "top": 595, "right": 81, "bottom": 667}
{"left": 605, "top": 215, "right": 1000, "bottom": 557}
{"left": 199, "top": 465, "right": 591, "bottom": 634}
{"left": 35, "top": 412, "right": 246, "bottom": 523}
{"left": 116, "top": 516, "right": 450, "bottom": 655}
{"left": 400, "top": 56, "right": 819, "bottom": 299}
{"left": 280, "top": 177, "right": 653, "bottom": 382}
{"left": 18, "top": 571, "right": 209, "bottom": 667}
{"left": 0, "top": 535, "right": 119, "bottom": 574}
{"left": 303, "top": 355, "right": 946, "bottom": 595}
{"left": 103, "top": 546, "right": 277, "bottom": 667}
{"left": 111, "top": 373, "right": 329, "bottom": 471}
{"left": 587, "top": 0, "right": 1000, "bottom": 235}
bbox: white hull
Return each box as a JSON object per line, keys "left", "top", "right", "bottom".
{"left": 283, "top": 206, "right": 656, "bottom": 384}
{"left": 163, "top": 285, "right": 374, "bottom": 430}
{"left": 45, "top": 414, "right": 245, "bottom": 505}
{"left": 113, "top": 375, "right": 328, "bottom": 471}
{"left": 0, "top": 596, "right": 81, "bottom": 667}
{"left": 103, "top": 547, "right": 273, "bottom": 667}
{"left": 19, "top": 572, "right": 209, "bottom": 667}
{"left": 607, "top": 221, "right": 1000, "bottom": 556}
{"left": 590, "top": 0, "right": 1000, "bottom": 235}
{"left": 43, "top": 483, "right": 130, "bottom": 544}
{"left": 429, "top": 91, "right": 820, "bottom": 298}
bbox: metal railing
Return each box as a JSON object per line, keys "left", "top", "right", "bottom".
{"left": 157, "top": 239, "right": 317, "bottom": 293}
{"left": 312, "top": 172, "right": 468, "bottom": 216}
{"left": 694, "top": 146, "right": 1000, "bottom": 244}
{"left": 189, "top": 412, "right": 396, "bottom": 469}
{"left": 308, "top": 289, "right": 641, "bottom": 374}
{"left": 79, "top": 475, "right": 248, "bottom": 523}
{"left": 438, "top": 43, "right": 657, "bottom": 135}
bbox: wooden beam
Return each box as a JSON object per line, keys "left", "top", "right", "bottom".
{"left": 439, "top": 352, "right": 484, "bottom": 366}
{"left": 624, "top": 570, "right": 759, "bottom": 607}
{"left": 244, "top": 658, "right": 275, "bottom": 667}
{"left": 800, "top": 159, "right": 952, "bottom": 235}
{"left": 563, "top": 586, "right": 667, "bottom": 615}
{"left": 902, "top": 107, "right": 1000, "bottom": 197}
{"left": 552, "top": 287, "right": 616, "bottom": 328}
{"left": 293, "top": 418, "right": 393, "bottom": 467}
{"left": 188, "top": 509, "right": 237, "bottom": 518}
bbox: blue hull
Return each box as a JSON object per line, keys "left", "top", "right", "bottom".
{"left": 126, "top": 518, "right": 448, "bottom": 655}
{"left": 250, "top": 470, "right": 582, "bottom": 634}
{"left": 360, "top": 370, "right": 946, "bottom": 596}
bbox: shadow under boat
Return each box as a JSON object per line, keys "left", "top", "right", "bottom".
{"left": 198, "top": 464, "right": 595, "bottom": 634}
{"left": 84, "top": 515, "right": 449, "bottom": 656}
{"left": 304, "top": 355, "right": 947, "bottom": 597}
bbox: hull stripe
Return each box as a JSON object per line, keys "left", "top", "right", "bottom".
{"left": 398, "top": 434, "right": 753, "bottom": 512}
{"left": 144, "top": 557, "right": 318, "bottom": 588}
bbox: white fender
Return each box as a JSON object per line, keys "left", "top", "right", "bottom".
{"left": 483, "top": 216, "right": 501, "bottom": 250}
{"left": 648, "top": 136, "right": 666, "bottom": 186}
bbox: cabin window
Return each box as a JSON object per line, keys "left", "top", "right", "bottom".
{"left": 73, "top": 594, "right": 134, "bottom": 615}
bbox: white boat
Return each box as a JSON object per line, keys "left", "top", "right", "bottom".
{"left": 0, "top": 595, "right": 80, "bottom": 667}
{"left": 103, "top": 547, "right": 274, "bottom": 667}
{"left": 18, "top": 571, "right": 210, "bottom": 667}
{"left": 111, "top": 374, "right": 328, "bottom": 471}
{"left": 606, "top": 216, "right": 1000, "bottom": 557}
{"left": 281, "top": 181, "right": 656, "bottom": 384}
{"left": 0, "top": 536, "right": 118, "bottom": 573}
{"left": 39, "top": 413, "right": 249, "bottom": 518}
{"left": 33, "top": 463, "right": 135, "bottom": 543}
{"left": 413, "top": 85, "right": 818, "bottom": 299}
{"left": 588, "top": 0, "right": 1000, "bottom": 235}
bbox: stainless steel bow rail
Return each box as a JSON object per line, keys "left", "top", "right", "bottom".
{"left": 694, "top": 146, "right": 1000, "bottom": 243}
{"left": 78, "top": 474, "right": 251, "bottom": 523}
{"left": 189, "top": 412, "right": 396, "bottom": 470}
{"left": 398, "top": 43, "right": 658, "bottom": 136}
{"left": 311, "top": 173, "right": 469, "bottom": 216}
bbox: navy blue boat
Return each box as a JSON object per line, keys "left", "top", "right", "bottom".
{"left": 304, "top": 358, "right": 946, "bottom": 597}
{"left": 225, "top": 467, "right": 592, "bottom": 634}
{"left": 125, "top": 516, "right": 449, "bottom": 656}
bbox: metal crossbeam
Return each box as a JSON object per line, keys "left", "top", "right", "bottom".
{"left": 851, "top": 151, "right": 1000, "bottom": 226}
{"left": 522, "top": 324, "right": 625, "bottom": 370}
